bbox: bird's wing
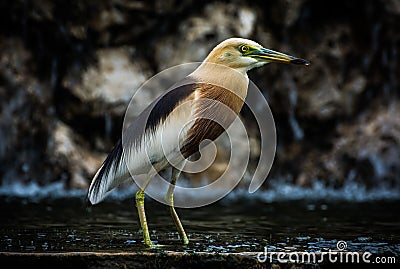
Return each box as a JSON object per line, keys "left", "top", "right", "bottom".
{"left": 87, "top": 79, "right": 198, "bottom": 205}
{"left": 181, "top": 84, "right": 245, "bottom": 157}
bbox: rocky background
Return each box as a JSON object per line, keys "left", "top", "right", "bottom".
{"left": 0, "top": 0, "right": 399, "bottom": 191}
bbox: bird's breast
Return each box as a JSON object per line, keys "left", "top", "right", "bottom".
{"left": 181, "top": 83, "right": 247, "bottom": 157}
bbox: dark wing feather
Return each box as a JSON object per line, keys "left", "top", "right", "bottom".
{"left": 145, "top": 83, "right": 196, "bottom": 133}
{"left": 87, "top": 139, "right": 124, "bottom": 205}
{"left": 87, "top": 77, "right": 198, "bottom": 205}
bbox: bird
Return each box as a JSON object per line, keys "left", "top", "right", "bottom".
{"left": 87, "top": 37, "right": 309, "bottom": 246}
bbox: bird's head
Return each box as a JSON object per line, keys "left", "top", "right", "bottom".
{"left": 204, "top": 38, "right": 309, "bottom": 73}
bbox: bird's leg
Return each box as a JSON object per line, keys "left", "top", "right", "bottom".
{"left": 135, "top": 176, "right": 152, "bottom": 246}
{"left": 166, "top": 166, "right": 189, "bottom": 244}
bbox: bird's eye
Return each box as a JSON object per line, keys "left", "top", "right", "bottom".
{"left": 239, "top": 45, "right": 249, "bottom": 53}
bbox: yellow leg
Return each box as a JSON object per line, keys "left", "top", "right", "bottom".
{"left": 166, "top": 167, "right": 189, "bottom": 244}
{"left": 136, "top": 189, "right": 152, "bottom": 246}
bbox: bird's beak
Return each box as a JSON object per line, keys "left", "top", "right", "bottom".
{"left": 249, "top": 47, "right": 310, "bottom": 66}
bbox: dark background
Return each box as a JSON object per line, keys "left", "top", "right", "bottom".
{"left": 0, "top": 0, "right": 399, "bottom": 193}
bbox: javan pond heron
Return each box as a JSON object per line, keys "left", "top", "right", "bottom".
{"left": 87, "top": 38, "right": 309, "bottom": 246}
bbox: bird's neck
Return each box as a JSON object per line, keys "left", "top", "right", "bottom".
{"left": 190, "top": 63, "right": 249, "bottom": 100}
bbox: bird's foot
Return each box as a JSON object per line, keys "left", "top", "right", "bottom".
{"left": 148, "top": 243, "right": 167, "bottom": 249}
{"left": 144, "top": 238, "right": 152, "bottom": 247}
{"left": 179, "top": 233, "right": 189, "bottom": 245}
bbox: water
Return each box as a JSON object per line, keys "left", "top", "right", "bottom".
{"left": 1, "top": 194, "right": 399, "bottom": 257}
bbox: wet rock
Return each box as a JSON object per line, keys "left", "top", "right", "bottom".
{"left": 0, "top": 37, "right": 54, "bottom": 185}
{"left": 269, "top": 0, "right": 306, "bottom": 27}
{"left": 297, "top": 67, "right": 367, "bottom": 120}
{"left": 63, "top": 47, "right": 152, "bottom": 116}
{"left": 303, "top": 24, "right": 366, "bottom": 119}
{"left": 326, "top": 103, "right": 400, "bottom": 185}
{"left": 296, "top": 104, "right": 400, "bottom": 187}
{"left": 154, "top": 2, "right": 257, "bottom": 70}
{"left": 50, "top": 121, "right": 105, "bottom": 189}
{"left": 383, "top": 0, "right": 400, "bottom": 15}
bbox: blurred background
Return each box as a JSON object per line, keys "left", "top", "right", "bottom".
{"left": 0, "top": 0, "right": 399, "bottom": 198}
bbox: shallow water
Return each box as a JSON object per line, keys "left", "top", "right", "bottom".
{"left": 1, "top": 195, "right": 399, "bottom": 258}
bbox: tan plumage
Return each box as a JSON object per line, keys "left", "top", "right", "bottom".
{"left": 87, "top": 37, "right": 309, "bottom": 246}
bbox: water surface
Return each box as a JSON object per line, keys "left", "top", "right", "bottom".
{"left": 1, "top": 195, "right": 399, "bottom": 258}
